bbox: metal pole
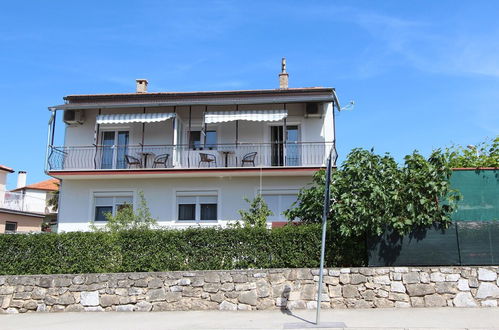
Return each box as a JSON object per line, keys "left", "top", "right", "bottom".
{"left": 316, "top": 149, "right": 332, "bottom": 325}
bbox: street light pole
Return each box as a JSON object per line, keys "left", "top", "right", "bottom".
{"left": 315, "top": 149, "right": 333, "bottom": 325}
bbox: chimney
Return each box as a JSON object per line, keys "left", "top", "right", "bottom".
{"left": 279, "top": 57, "right": 289, "bottom": 89}
{"left": 136, "top": 79, "right": 148, "bottom": 93}
{"left": 16, "top": 171, "right": 26, "bottom": 189}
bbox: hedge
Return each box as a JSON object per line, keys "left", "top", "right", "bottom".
{"left": 0, "top": 225, "right": 366, "bottom": 275}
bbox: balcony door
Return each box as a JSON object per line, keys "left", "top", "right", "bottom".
{"left": 101, "top": 131, "right": 129, "bottom": 169}
{"left": 271, "top": 125, "right": 299, "bottom": 166}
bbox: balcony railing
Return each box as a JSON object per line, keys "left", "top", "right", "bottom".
{"left": 0, "top": 190, "right": 48, "bottom": 214}
{"left": 47, "top": 142, "right": 335, "bottom": 171}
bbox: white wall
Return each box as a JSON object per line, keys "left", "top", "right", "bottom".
{"left": 58, "top": 175, "right": 312, "bottom": 232}
{"left": 62, "top": 102, "right": 334, "bottom": 148}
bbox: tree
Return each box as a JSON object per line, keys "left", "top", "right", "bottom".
{"left": 46, "top": 183, "right": 60, "bottom": 212}
{"left": 285, "top": 148, "right": 460, "bottom": 238}
{"left": 238, "top": 194, "right": 273, "bottom": 228}
{"left": 90, "top": 191, "right": 157, "bottom": 232}
{"left": 446, "top": 136, "right": 499, "bottom": 168}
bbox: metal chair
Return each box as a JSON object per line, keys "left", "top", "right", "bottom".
{"left": 241, "top": 152, "right": 257, "bottom": 167}
{"left": 125, "top": 155, "right": 142, "bottom": 168}
{"left": 152, "top": 154, "right": 169, "bottom": 168}
{"left": 199, "top": 153, "right": 217, "bottom": 167}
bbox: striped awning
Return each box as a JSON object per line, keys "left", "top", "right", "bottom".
{"left": 204, "top": 110, "right": 287, "bottom": 124}
{"left": 96, "top": 113, "right": 176, "bottom": 125}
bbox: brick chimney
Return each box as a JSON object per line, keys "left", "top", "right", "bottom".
{"left": 279, "top": 58, "right": 289, "bottom": 89}
{"left": 136, "top": 79, "right": 148, "bottom": 93}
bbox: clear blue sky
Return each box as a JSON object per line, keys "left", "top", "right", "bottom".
{"left": 1, "top": 1, "right": 498, "bottom": 188}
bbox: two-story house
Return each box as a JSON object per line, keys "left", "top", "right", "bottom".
{"left": 46, "top": 62, "right": 339, "bottom": 231}
{"left": 0, "top": 168, "right": 56, "bottom": 233}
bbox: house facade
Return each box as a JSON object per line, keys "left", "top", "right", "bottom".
{"left": 0, "top": 167, "right": 51, "bottom": 233}
{"left": 47, "top": 65, "right": 339, "bottom": 231}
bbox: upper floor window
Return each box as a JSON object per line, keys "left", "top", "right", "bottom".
{"left": 177, "top": 191, "right": 218, "bottom": 221}
{"left": 93, "top": 192, "right": 133, "bottom": 222}
{"left": 189, "top": 130, "right": 217, "bottom": 150}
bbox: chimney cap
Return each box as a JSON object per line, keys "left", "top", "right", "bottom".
{"left": 278, "top": 57, "right": 289, "bottom": 89}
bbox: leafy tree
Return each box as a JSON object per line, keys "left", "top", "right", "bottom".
{"left": 238, "top": 194, "right": 273, "bottom": 228}
{"left": 90, "top": 191, "right": 157, "bottom": 232}
{"left": 46, "top": 182, "right": 60, "bottom": 212}
{"left": 446, "top": 136, "right": 499, "bottom": 168}
{"left": 285, "top": 148, "right": 460, "bottom": 238}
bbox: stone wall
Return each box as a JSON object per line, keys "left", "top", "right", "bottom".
{"left": 0, "top": 266, "right": 498, "bottom": 313}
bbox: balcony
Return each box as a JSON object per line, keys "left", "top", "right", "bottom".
{"left": 47, "top": 142, "right": 334, "bottom": 171}
{"left": 0, "top": 191, "right": 48, "bottom": 214}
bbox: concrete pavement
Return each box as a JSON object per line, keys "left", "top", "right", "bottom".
{"left": 1, "top": 308, "right": 498, "bottom": 330}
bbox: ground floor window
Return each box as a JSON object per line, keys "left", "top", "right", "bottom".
{"left": 260, "top": 190, "right": 298, "bottom": 222}
{"left": 93, "top": 192, "right": 133, "bottom": 221}
{"left": 5, "top": 221, "right": 17, "bottom": 233}
{"left": 177, "top": 191, "right": 218, "bottom": 221}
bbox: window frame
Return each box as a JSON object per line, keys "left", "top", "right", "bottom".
{"left": 5, "top": 221, "right": 17, "bottom": 233}
{"left": 257, "top": 189, "right": 299, "bottom": 222}
{"left": 189, "top": 130, "right": 218, "bottom": 150}
{"left": 91, "top": 191, "right": 135, "bottom": 222}
{"left": 176, "top": 191, "right": 218, "bottom": 223}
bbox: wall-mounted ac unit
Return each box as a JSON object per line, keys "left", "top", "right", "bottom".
{"left": 305, "top": 102, "right": 322, "bottom": 118}
{"left": 63, "top": 110, "right": 85, "bottom": 125}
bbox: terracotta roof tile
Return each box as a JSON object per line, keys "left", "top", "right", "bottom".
{"left": 12, "top": 178, "right": 60, "bottom": 192}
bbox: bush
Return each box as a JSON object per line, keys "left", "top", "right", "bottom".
{"left": 0, "top": 224, "right": 364, "bottom": 275}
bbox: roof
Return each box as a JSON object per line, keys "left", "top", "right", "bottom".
{"left": 50, "top": 87, "right": 336, "bottom": 110}
{"left": 0, "top": 165, "right": 14, "bottom": 173}
{"left": 11, "top": 178, "right": 60, "bottom": 192}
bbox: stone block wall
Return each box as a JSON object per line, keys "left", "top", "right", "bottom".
{"left": 0, "top": 266, "right": 498, "bottom": 313}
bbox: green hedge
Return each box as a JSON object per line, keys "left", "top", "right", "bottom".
{"left": 0, "top": 225, "right": 366, "bottom": 275}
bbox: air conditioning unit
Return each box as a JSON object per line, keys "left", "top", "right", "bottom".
{"left": 305, "top": 102, "right": 322, "bottom": 118}
{"left": 63, "top": 110, "right": 85, "bottom": 125}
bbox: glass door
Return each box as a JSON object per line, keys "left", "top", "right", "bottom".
{"left": 286, "top": 126, "right": 300, "bottom": 166}
{"left": 101, "top": 131, "right": 129, "bottom": 169}
{"left": 271, "top": 126, "right": 300, "bottom": 166}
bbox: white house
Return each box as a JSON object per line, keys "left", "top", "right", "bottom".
{"left": 46, "top": 62, "right": 339, "bottom": 231}
{"left": 1, "top": 167, "right": 57, "bottom": 233}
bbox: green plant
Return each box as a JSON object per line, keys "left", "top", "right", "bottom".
{"left": 0, "top": 224, "right": 344, "bottom": 275}
{"left": 46, "top": 182, "right": 60, "bottom": 212}
{"left": 446, "top": 136, "right": 499, "bottom": 168}
{"left": 90, "top": 191, "right": 157, "bottom": 232}
{"left": 238, "top": 194, "right": 273, "bottom": 228}
{"left": 285, "top": 148, "right": 460, "bottom": 238}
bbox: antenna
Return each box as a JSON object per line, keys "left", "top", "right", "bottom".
{"left": 340, "top": 101, "right": 355, "bottom": 111}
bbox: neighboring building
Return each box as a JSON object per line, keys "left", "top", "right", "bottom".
{"left": 0, "top": 167, "right": 46, "bottom": 233}
{"left": 46, "top": 60, "right": 339, "bottom": 231}
{"left": 11, "top": 177, "right": 59, "bottom": 230}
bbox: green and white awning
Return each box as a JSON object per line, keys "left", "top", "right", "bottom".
{"left": 204, "top": 110, "right": 287, "bottom": 124}
{"left": 96, "top": 113, "right": 176, "bottom": 124}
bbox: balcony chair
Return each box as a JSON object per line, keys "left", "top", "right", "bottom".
{"left": 241, "top": 152, "right": 257, "bottom": 167}
{"left": 125, "top": 155, "right": 142, "bottom": 168}
{"left": 152, "top": 154, "right": 170, "bottom": 168}
{"left": 199, "top": 153, "right": 217, "bottom": 167}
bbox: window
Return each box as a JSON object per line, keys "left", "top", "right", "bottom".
{"left": 205, "top": 131, "right": 217, "bottom": 150}
{"left": 93, "top": 192, "right": 133, "bottom": 222}
{"left": 5, "top": 221, "right": 17, "bottom": 233}
{"left": 189, "top": 131, "right": 201, "bottom": 149}
{"left": 177, "top": 191, "right": 218, "bottom": 222}
{"left": 189, "top": 130, "right": 217, "bottom": 150}
{"left": 260, "top": 190, "right": 298, "bottom": 222}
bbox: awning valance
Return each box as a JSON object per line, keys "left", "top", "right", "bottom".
{"left": 204, "top": 110, "right": 287, "bottom": 124}
{"left": 96, "top": 113, "right": 175, "bottom": 125}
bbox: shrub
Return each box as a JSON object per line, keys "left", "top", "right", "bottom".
{"left": 0, "top": 224, "right": 362, "bottom": 275}
{"left": 237, "top": 194, "right": 273, "bottom": 228}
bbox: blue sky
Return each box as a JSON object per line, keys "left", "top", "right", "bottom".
{"left": 1, "top": 1, "right": 498, "bottom": 188}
